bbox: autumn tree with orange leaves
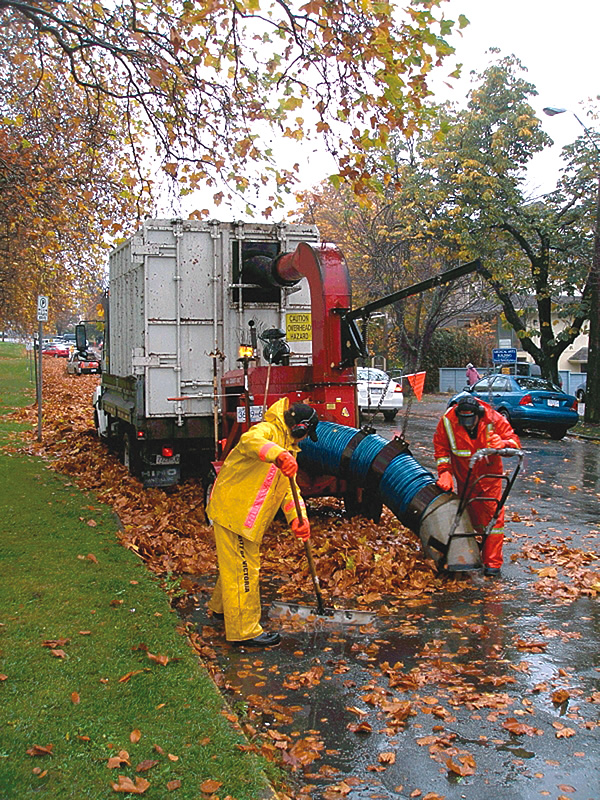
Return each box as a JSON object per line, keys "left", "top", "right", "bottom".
{"left": 1, "top": 0, "right": 467, "bottom": 332}
{"left": 0, "top": 25, "right": 151, "bottom": 334}
{"left": 0, "top": 0, "right": 465, "bottom": 201}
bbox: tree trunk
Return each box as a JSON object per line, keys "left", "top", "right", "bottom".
{"left": 584, "top": 176, "right": 600, "bottom": 424}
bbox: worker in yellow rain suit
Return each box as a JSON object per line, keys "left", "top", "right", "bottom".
{"left": 207, "top": 398, "right": 318, "bottom": 647}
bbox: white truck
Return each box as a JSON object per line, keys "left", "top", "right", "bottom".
{"left": 93, "top": 218, "right": 319, "bottom": 487}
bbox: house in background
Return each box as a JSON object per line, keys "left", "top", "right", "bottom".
{"left": 496, "top": 300, "right": 588, "bottom": 376}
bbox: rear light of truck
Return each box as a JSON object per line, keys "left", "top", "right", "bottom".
{"left": 136, "top": 430, "right": 145, "bottom": 439}
{"left": 519, "top": 394, "right": 533, "bottom": 406}
{"left": 162, "top": 446, "right": 174, "bottom": 458}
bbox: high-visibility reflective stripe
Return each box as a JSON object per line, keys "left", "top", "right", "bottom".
{"left": 284, "top": 498, "right": 305, "bottom": 514}
{"left": 244, "top": 465, "right": 277, "bottom": 528}
{"left": 258, "top": 442, "right": 278, "bottom": 462}
{"left": 442, "top": 414, "right": 471, "bottom": 457}
{"left": 436, "top": 456, "right": 451, "bottom": 466}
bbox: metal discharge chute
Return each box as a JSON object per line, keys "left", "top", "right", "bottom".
{"left": 299, "top": 421, "right": 482, "bottom": 572}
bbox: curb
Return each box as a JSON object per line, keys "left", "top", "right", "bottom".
{"left": 567, "top": 431, "right": 600, "bottom": 443}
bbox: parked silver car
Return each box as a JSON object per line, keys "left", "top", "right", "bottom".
{"left": 575, "top": 377, "right": 586, "bottom": 403}
{"left": 357, "top": 367, "right": 403, "bottom": 422}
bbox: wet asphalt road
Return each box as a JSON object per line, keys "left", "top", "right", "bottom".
{"left": 189, "top": 398, "right": 600, "bottom": 800}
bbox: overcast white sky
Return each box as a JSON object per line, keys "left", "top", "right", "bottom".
{"left": 436, "top": 0, "right": 600, "bottom": 194}
{"left": 176, "top": 0, "right": 600, "bottom": 218}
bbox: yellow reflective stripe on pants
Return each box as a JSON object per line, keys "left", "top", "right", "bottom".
{"left": 208, "top": 523, "right": 263, "bottom": 642}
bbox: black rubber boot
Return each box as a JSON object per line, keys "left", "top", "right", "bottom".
{"left": 483, "top": 566, "right": 501, "bottom": 577}
{"left": 231, "top": 631, "right": 281, "bottom": 647}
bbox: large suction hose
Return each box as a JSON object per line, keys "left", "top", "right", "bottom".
{"left": 299, "top": 421, "right": 481, "bottom": 572}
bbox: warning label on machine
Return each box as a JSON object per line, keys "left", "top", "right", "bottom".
{"left": 286, "top": 312, "right": 312, "bottom": 341}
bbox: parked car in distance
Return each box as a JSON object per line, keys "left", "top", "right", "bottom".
{"left": 66, "top": 350, "right": 101, "bottom": 375}
{"left": 357, "top": 367, "right": 403, "bottom": 422}
{"left": 575, "top": 377, "right": 586, "bottom": 403}
{"left": 450, "top": 374, "right": 579, "bottom": 440}
{"left": 42, "top": 342, "right": 70, "bottom": 358}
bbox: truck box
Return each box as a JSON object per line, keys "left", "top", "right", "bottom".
{"left": 95, "top": 219, "right": 319, "bottom": 485}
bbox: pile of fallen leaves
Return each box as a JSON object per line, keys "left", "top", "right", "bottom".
{"left": 7, "top": 359, "right": 445, "bottom": 607}
{"left": 512, "top": 533, "right": 600, "bottom": 602}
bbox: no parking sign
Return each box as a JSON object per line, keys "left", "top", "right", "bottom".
{"left": 37, "top": 295, "right": 48, "bottom": 321}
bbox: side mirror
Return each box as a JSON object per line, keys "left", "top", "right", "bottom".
{"left": 75, "top": 323, "right": 87, "bottom": 352}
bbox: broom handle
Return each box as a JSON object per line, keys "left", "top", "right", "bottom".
{"left": 289, "top": 478, "right": 326, "bottom": 615}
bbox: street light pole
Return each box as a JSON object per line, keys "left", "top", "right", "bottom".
{"left": 543, "top": 107, "right": 600, "bottom": 424}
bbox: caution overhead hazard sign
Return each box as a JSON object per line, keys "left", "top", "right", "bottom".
{"left": 286, "top": 312, "right": 312, "bottom": 342}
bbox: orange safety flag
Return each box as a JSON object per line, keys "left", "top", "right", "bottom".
{"left": 404, "top": 371, "right": 426, "bottom": 401}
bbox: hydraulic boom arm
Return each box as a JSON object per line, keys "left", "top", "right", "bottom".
{"left": 340, "top": 258, "right": 483, "bottom": 366}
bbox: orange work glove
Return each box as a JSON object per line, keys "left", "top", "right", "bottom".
{"left": 437, "top": 472, "right": 454, "bottom": 492}
{"left": 487, "top": 432, "right": 504, "bottom": 449}
{"left": 291, "top": 517, "right": 310, "bottom": 541}
{"left": 275, "top": 451, "right": 298, "bottom": 477}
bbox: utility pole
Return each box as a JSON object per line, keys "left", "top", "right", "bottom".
{"left": 588, "top": 176, "right": 600, "bottom": 423}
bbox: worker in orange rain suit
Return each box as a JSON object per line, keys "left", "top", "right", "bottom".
{"left": 433, "top": 395, "right": 520, "bottom": 577}
{"left": 207, "top": 398, "right": 319, "bottom": 647}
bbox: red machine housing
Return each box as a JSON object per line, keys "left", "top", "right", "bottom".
{"left": 219, "top": 241, "right": 362, "bottom": 500}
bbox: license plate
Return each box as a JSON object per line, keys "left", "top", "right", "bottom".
{"left": 369, "top": 387, "right": 383, "bottom": 394}
{"left": 547, "top": 398, "right": 559, "bottom": 407}
{"left": 155, "top": 454, "right": 181, "bottom": 464}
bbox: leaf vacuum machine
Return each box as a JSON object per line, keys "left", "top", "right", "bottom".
{"left": 94, "top": 218, "right": 490, "bottom": 571}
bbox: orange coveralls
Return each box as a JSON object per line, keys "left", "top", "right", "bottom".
{"left": 433, "top": 401, "right": 520, "bottom": 569}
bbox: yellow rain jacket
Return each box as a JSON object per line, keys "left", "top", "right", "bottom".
{"left": 207, "top": 397, "right": 306, "bottom": 543}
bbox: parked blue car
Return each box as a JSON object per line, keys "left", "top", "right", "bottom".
{"left": 450, "top": 374, "right": 579, "bottom": 440}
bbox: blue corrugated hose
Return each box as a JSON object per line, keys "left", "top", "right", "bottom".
{"left": 298, "top": 420, "right": 436, "bottom": 528}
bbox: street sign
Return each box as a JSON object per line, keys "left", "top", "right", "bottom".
{"left": 492, "top": 347, "right": 517, "bottom": 363}
{"left": 37, "top": 295, "right": 48, "bottom": 321}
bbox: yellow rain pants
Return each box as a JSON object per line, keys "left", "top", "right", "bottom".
{"left": 208, "top": 523, "right": 263, "bottom": 642}
{"left": 206, "top": 397, "right": 309, "bottom": 642}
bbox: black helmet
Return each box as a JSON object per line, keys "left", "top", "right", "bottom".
{"left": 455, "top": 395, "right": 484, "bottom": 430}
{"left": 284, "top": 403, "right": 319, "bottom": 441}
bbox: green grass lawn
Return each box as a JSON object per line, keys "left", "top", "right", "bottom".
{"left": 0, "top": 344, "right": 275, "bottom": 799}
{"left": 0, "top": 343, "right": 34, "bottom": 406}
